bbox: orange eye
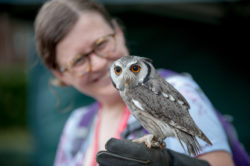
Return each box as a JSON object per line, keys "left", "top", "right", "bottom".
{"left": 130, "top": 64, "right": 141, "bottom": 73}
{"left": 114, "top": 66, "right": 122, "bottom": 75}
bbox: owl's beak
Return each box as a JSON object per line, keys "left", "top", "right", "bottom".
{"left": 125, "top": 78, "right": 131, "bottom": 87}
{"left": 125, "top": 81, "right": 129, "bottom": 87}
{"left": 123, "top": 72, "right": 134, "bottom": 88}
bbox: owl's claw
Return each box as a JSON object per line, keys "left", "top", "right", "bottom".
{"left": 158, "top": 141, "right": 166, "bottom": 149}
{"left": 132, "top": 134, "right": 154, "bottom": 148}
{"left": 132, "top": 134, "right": 166, "bottom": 149}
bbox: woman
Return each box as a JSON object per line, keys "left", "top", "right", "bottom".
{"left": 34, "top": 0, "right": 234, "bottom": 165}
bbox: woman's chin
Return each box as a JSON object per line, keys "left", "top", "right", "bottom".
{"left": 80, "top": 80, "right": 119, "bottom": 100}
{"left": 98, "top": 82, "right": 119, "bottom": 97}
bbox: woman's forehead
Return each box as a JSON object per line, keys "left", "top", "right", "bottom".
{"left": 66, "top": 12, "right": 113, "bottom": 43}
{"left": 56, "top": 12, "right": 114, "bottom": 65}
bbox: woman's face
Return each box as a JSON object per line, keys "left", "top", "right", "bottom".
{"left": 55, "top": 12, "right": 129, "bottom": 101}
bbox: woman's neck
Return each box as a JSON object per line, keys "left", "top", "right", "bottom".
{"left": 99, "top": 96, "right": 125, "bottom": 115}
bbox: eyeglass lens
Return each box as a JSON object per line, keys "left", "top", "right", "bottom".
{"left": 71, "top": 35, "right": 117, "bottom": 76}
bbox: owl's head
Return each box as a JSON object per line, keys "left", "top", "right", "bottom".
{"left": 110, "top": 56, "right": 155, "bottom": 91}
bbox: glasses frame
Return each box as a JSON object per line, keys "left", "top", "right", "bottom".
{"left": 58, "top": 33, "right": 116, "bottom": 76}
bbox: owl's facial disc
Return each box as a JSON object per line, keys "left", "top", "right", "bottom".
{"left": 123, "top": 72, "right": 134, "bottom": 87}
{"left": 121, "top": 66, "right": 139, "bottom": 88}
{"left": 122, "top": 64, "right": 141, "bottom": 86}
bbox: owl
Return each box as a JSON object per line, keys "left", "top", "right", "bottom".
{"left": 110, "top": 56, "right": 212, "bottom": 156}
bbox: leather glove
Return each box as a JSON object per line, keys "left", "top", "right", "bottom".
{"left": 96, "top": 138, "right": 210, "bottom": 166}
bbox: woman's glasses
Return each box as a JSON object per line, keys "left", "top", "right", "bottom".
{"left": 59, "top": 33, "right": 118, "bottom": 77}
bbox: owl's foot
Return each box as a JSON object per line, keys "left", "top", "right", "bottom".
{"left": 132, "top": 134, "right": 156, "bottom": 148}
{"left": 132, "top": 134, "right": 166, "bottom": 149}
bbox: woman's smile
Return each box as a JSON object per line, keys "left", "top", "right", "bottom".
{"left": 87, "top": 67, "right": 112, "bottom": 87}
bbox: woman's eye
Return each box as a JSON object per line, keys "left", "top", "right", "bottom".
{"left": 114, "top": 66, "right": 122, "bottom": 75}
{"left": 130, "top": 64, "right": 141, "bottom": 73}
{"left": 73, "top": 55, "right": 86, "bottom": 66}
{"left": 96, "top": 39, "right": 108, "bottom": 51}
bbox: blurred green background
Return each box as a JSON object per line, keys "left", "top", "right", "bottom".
{"left": 0, "top": 0, "right": 249, "bottom": 165}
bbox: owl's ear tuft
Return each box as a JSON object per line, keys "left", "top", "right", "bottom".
{"left": 141, "top": 57, "right": 153, "bottom": 64}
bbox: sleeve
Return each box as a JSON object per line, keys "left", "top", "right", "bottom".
{"left": 54, "top": 107, "right": 89, "bottom": 166}
{"left": 165, "top": 74, "right": 232, "bottom": 156}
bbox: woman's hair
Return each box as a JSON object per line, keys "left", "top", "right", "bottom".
{"left": 35, "top": 0, "right": 114, "bottom": 71}
{"left": 35, "top": 0, "right": 115, "bottom": 86}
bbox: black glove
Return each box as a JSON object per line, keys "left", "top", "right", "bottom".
{"left": 96, "top": 138, "right": 210, "bottom": 166}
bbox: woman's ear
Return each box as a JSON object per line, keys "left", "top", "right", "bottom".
{"left": 51, "top": 69, "right": 71, "bottom": 86}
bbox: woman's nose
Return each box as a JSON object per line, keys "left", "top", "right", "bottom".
{"left": 89, "top": 53, "right": 108, "bottom": 72}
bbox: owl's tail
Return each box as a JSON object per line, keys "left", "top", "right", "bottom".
{"left": 199, "top": 132, "right": 213, "bottom": 146}
{"left": 174, "top": 129, "right": 202, "bottom": 156}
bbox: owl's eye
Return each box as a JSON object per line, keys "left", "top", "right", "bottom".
{"left": 114, "top": 66, "right": 122, "bottom": 75}
{"left": 130, "top": 64, "right": 141, "bottom": 73}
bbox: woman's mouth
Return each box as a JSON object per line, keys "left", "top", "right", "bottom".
{"left": 92, "top": 71, "right": 111, "bottom": 86}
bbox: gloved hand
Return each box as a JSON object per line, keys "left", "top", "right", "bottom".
{"left": 96, "top": 138, "right": 210, "bottom": 166}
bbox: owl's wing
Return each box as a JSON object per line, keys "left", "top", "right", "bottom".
{"left": 144, "top": 74, "right": 190, "bottom": 110}
{"left": 127, "top": 83, "right": 200, "bottom": 137}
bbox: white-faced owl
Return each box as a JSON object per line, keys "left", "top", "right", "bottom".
{"left": 110, "top": 55, "right": 212, "bottom": 156}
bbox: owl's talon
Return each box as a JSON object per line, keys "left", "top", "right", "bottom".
{"left": 132, "top": 134, "right": 166, "bottom": 149}
{"left": 160, "top": 141, "right": 166, "bottom": 149}
{"left": 152, "top": 139, "right": 166, "bottom": 149}
{"left": 151, "top": 141, "right": 160, "bottom": 148}
{"left": 132, "top": 134, "right": 154, "bottom": 148}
